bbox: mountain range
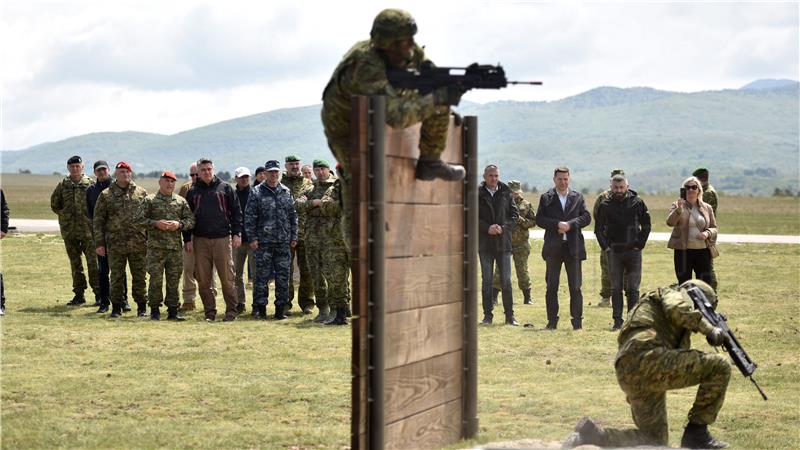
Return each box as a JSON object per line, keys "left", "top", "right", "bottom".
{"left": 2, "top": 79, "right": 798, "bottom": 195}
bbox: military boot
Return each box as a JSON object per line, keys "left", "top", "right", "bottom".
{"left": 167, "top": 307, "right": 186, "bottom": 322}
{"left": 523, "top": 289, "right": 532, "bottom": 305}
{"left": 597, "top": 297, "right": 611, "bottom": 307}
{"left": 150, "top": 308, "right": 161, "bottom": 321}
{"left": 325, "top": 307, "right": 347, "bottom": 326}
{"left": 681, "top": 423, "right": 729, "bottom": 449}
{"left": 274, "top": 304, "right": 288, "bottom": 321}
{"left": 109, "top": 304, "right": 122, "bottom": 318}
{"left": 415, "top": 157, "right": 466, "bottom": 181}
{"left": 66, "top": 293, "right": 86, "bottom": 306}
{"left": 253, "top": 305, "right": 267, "bottom": 320}
{"left": 491, "top": 288, "right": 500, "bottom": 306}
{"left": 122, "top": 300, "right": 132, "bottom": 312}
{"left": 96, "top": 297, "right": 110, "bottom": 314}
{"left": 314, "top": 305, "right": 331, "bottom": 323}
{"left": 562, "top": 417, "right": 605, "bottom": 448}
{"left": 137, "top": 304, "right": 148, "bottom": 317}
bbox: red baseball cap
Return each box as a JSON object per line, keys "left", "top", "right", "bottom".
{"left": 160, "top": 171, "right": 177, "bottom": 181}
{"left": 115, "top": 161, "right": 133, "bottom": 171}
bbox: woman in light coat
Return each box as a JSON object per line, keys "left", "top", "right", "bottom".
{"left": 666, "top": 176, "right": 718, "bottom": 286}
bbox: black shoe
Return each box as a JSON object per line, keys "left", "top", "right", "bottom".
{"left": 236, "top": 303, "right": 246, "bottom": 314}
{"left": 150, "top": 308, "right": 160, "bottom": 321}
{"left": 505, "top": 317, "right": 519, "bottom": 326}
{"left": 572, "top": 320, "right": 582, "bottom": 330}
{"left": 109, "top": 305, "right": 122, "bottom": 318}
{"left": 274, "top": 304, "right": 288, "bottom": 321}
{"left": 222, "top": 313, "right": 237, "bottom": 322}
{"left": 612, "top": 320, "right": 623, "bottom": 331}
{"left": 681, "top": 423, "right": 729, "bottom": 449}
{"left": 325, "top": 307, "right": 347, "bottom": 326}
{"left": 66, "top": 294, "right": 86, "bottom": 306}
{"left": 545, "top": 321, "right": 557, "bottom": 330}
{"left": 251, "top": 305, "right": 258, "bottom": 317}
{"left": 137, "top": 305, "right": 148, "bottom": 317}
{"left": 122, "top": 301, "right": 132, "bottom": 312}
{"left": 415, "top": 158, "right": 466, "bottom": 181}
{"left": 204, "top": 311, "right": 216, "bottom": 322}
{"left": 253, "top": 305, "right": 267, "bottom": 320}
{"left": 523, "top": 289, "right": 532, "bottom": 305}
{"left": 96, "top": 304, "right": 109, "bottom": 314}
{"left": 480, "top": 316, "right": 492, "bottom": 325}
{"left": 167, "top": 307, "right": 186, "bottom": 322}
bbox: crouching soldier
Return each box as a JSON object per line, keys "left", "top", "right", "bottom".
{"left": 136, "top": 171, "right": 195, "bottom": 321}
{"left": 563, "top": 279, "right": 731, "bottom": 449}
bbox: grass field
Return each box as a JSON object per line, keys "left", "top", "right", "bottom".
{"left": 1, "top": 232, "right": 798, "bottom": 449}
{"left": 2, "top": 173, "right": 799, "bottom": 235}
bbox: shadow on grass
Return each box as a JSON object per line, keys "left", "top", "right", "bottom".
{"left": 17, "top": 305, "right": 79, "bottom": 316}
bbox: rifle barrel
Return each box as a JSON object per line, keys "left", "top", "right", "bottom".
{"left": 508, "top": 81, "right": 543, "bottom": 85}
{"left": 750, "top": 376, "right": 768, "bottom": 401}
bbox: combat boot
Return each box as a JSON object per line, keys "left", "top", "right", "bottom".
{"left": 597, "top": 297, "right": 611, "bottom": 307}
{"left": 274, "top": 304, "right": 288, "bottom": 321}
{"left": 415, "top": 157, "right": 466, "bottom": 181}
{"left": 122, "top": 300, "right": 132, "bottom": 312}
{"left": 137, "top": 304, "right": 148, "bottom": 317}
{"left": 491, "top": 288, "right": 500, "bottom": 306}
{"left": 562, "top": 416, "right": 606, "bottom": 448}
{"left": 150, "top": 308, "right": 161, "bottom": 321}
{"left": 66, "top": 293, "right": 86, "bottom": 306}
{"left": 325, "top": 307, "right": 347, "bottom": 326}
{"left": 523, "top": 289, "right": 532, "bottom": 305}
{"left": 313, "top": 305, "right": 331, "bottom": 323}
{"left": 109, "top": 304, "right": 122, "bottom": 318}
{"left": 167, "top": 307, "right": 186, "bottom": 322}
{"left": 96, "top": 297, "right": 110, "bottom": 314}
{"left": 681, "top": 423, "right": 729, "bottom": 449}
{"left": 253, "top": 305, "right": 267, "bottom": 320}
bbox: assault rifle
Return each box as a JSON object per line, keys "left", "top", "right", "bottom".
{"left": 387, "top": 62, "right": 542, "bottom": 96}
{"left": 685, "top": 284, "right": 768, "bottom": 400}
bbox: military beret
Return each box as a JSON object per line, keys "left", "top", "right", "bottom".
{"left": 313, "top": 159, "right": 330, "bottom": 169}
{"left": 160, "top": 170, "right": 177, "bottom": 181}
{"left": 115, "top": 161, "right": 132, "bottom": 171}
{"left": 692, "top": 167, "right": 709, "bottom": 177}
{"left": 67, "top": 155, "right": 83, "bottom": 165}
{"left": 265, "top": 160, "right": 281, "bottom": 171}
{"left": 285, "top": 155, "right": 301, "bottom": 162}
{"left": 93, "top": 160, "right": 109, "bottom": 170}
{"left": 610, "top": 168, "right": 625, "bottom": 177}
{"left": 507, "top": 180, "right": 523, "bottom": 193}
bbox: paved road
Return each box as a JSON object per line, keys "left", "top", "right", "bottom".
{"left": 8, "top": 218, "right": 800, "bottom": 244}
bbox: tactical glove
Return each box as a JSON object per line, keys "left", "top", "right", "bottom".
{"left": 706, "top": 327, "right": 726, "bottom": 347}
{"left": 433, "top": 85, "right": 467, "bottom": 106}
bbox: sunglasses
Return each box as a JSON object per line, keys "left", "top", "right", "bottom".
{"left": 190, "top": 174, "right": 198, "bottom": 177}
{"left": 684, "top": 185, "right": 699, "bottom": 190}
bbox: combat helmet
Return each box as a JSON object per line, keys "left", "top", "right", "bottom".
{"left": 680, "top": 279, "right": 718, "bottom": 309}
{"left": 370, "top": 8, "right": 417, "bottom": 49}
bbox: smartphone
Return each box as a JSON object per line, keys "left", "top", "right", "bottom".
{"left": 680, "top": 187, "right": 687, "bottom": 200}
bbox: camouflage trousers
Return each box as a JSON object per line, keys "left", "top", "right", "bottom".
{"left": 147, "top": 247, "right": 183, "bottom": 309}
{"left": 307, "top": 241, "right": 350, "bottom": 309}
{"left": 108, "top": 248, "right": 147, "bottom": 308}
{"left": 63, "top": 235, "right": 100, "bottom": 296}
{"left": 289, "top": 241, "right": 315, "bottom": 310}
{"left": 492, "top": 245, "right": 531, "bottom": 291}
{"left": 252, "top": 243, "right": 291, "bottom": 307}
{"left": 602, "top": 347, "right": 731, "bottom": 447}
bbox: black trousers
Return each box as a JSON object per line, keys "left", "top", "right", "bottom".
{"left": 673, "top": 248, "right": 713, "bottom": 286}
{"left": 544, "top": 243, "right": 583, "bottom": 327}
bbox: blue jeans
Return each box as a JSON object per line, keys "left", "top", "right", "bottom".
{"left": 479, "top": 250, "right": 513, "bottom": 320}
{"left": 608, "top": 249, "right": 642, "bottom": 324}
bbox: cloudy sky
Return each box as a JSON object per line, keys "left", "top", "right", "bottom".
{"left": 1, "top": 0, "right": 797, "bottom": 150}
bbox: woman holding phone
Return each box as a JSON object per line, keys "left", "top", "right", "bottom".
{"left": 666, "top": 176, "right": 718, "bottom": 286}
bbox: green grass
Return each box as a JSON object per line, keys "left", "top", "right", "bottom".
{"left": 3, "top": 174, "right": 798, "bottom": 235}
{"left": 2, "top": 235, "right": 799, "bottom": 449}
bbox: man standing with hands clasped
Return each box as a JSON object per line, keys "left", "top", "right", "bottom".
{"left": 536, "top": 167, "right": 591, "bottom": 330}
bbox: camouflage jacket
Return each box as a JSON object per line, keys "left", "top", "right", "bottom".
{"left": 295, "top": 175, "right": 344, "bottom": 247}
{"left": 616, "top": 286, "right": 716, "bottom": 362}
{"left": 593, "top": 189, "right": 611, "bottom": 219}
{"left": 702, "top": 184, "right": 718, "bottom": 214}
{"left": 178, "top": 180, "right": 193, "bottom": 199}
{"left": 93, "top": 181, "right": 148, "bottom": 251}
{"left": 321, "top": 40, "right": 446, "bottom": 151}
{"left": 511, "top": 196, "right": 536, "bottom": 246}
{"left": 50, "top": 174, "right": 94, "bottom": 238}
{"left": 281, "top": 172, "right": 314, "bottom": 241}
{"left": 135, "top": 192, "right": 195, "bottom": 250}
{"left": 244, "top": 182, "right": 298, "bottom": 245}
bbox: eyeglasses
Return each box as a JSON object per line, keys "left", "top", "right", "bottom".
{"left": 190, "top": 174, "right": 198, "bottom": 178}
{"left": 684, "top": 185, "right": 699, "bottom": 190}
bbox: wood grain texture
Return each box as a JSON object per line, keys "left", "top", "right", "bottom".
{"left": 385, "top": 302, "right": 463, "bottom": 370}
{"left": 384, "top": 156, "right": 463, "bottom": 205}
{"left": 384, "top": 117, "right": 463, "bottom": 164}
{"left": 384, "top": 399, "right": 463, "bottom": 450}
{"left": 385, "top": 204, "right": 463, "bottom": 258}
{"left": 384, "top": 351, "right": 463, "bottom": 424}
{"left": 385, "top": 254, "right": 463, "bottom": 314}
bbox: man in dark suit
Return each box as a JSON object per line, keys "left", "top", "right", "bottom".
{"left": 535, "top": 167, "right": 591, "bottom": 330}
{"left": 478, "top": 164, "right": 519, "bottom": 325}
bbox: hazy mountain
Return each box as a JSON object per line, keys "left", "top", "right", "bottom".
{"left": 2, "top": 80, "right": 797, "bottom": 195}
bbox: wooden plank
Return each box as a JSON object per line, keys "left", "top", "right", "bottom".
{"left": 385, "top": 255, "right": 463, "bottom": 314}
{"left": 384, "top": 399, "right": 463, "bottom": 450}
{"left": 384, "top": 351, "right": 463, "bottom": 424}
{"left": 384, "top": 117, "right": 463, "bottom": 164}
{"left": 385, "top": 303, "right": 463, "bottom": 370}
{"left": 384, "top": 156, "right": 463, "bottom": 205}
{"left": 385, "top": 204, "right": 463, "bottom": 258}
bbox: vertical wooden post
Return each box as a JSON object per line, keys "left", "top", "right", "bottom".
{"left": 462, "top": 116, "right": 479, "bottom": 439}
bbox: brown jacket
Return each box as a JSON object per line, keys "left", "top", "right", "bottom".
{"left": 666, "top": 200, "right": 718, "bottom": 250}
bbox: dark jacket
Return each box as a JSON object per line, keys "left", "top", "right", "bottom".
{"left": 478, "top": 182, "right": 519, "bottom": 253}
{"left": 535, "top": 188, "right": 591, "bottom": 260}
{"left": 1, "top": 189, "right": 8, "bottom": 234}
{"left": 86, "top": 178, "right": 112, "bottom": 219}
{"left": 235, "top": 184, "right": 252, "bottom": 242}
{"left": 594, "top": 189, "right": 651, "bottom": 252}
{"left": 184, "top": 176, "right": 242, "bottom": 241}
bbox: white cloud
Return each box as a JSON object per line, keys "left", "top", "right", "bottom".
{"left": 1, "top": 0, "right": 797, "bottom": 150}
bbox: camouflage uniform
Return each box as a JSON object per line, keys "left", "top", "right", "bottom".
{"left": 593, "top": 189, "right": 613, "bottom": 300}
{"left": 598, "top": 284, "right": 731, "bottom": 447}
{"left": 50, "top": 175, "right": 100, "bottom": 297}
{"left": 244, "top": 182, "right": 298, "bottom": 310}
{"left": 280, "top": 172, "right": 315, "bottom": 310}
{"left": 492, "top": 191, "right": 536, "bottom": 293}
{"left": 93, "top": 181, "right": 149, "bottom": 309}
{"left": 702, "top": 183, "right": 719, "bottom": 291}
{"left": 296, "top": 176, "right": 350, "bottom": 313}
{"left": 135, "top": 192, "right": 195, "bottom": 310}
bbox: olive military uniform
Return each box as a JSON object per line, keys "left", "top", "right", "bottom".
{"left": 280, "top": 171, "right": 315, "bottom": 311}
{"left": 492, "top": 183, "right": 536, "bottom": 298}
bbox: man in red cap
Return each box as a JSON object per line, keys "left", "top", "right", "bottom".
{"left": 135, "top": 171, "right": 195, "bottom": 321}
{"left": 93, "top": 161, "right": 149, "bottom": 318}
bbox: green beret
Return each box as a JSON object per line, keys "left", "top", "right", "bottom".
{"left": 313, "top": 159, "right": 330, "bottom": 169}
{"left": 692, "top": 167, "right": 709, "bottom": 177}
{"left": 285, "top": 155, "right": 301, "bottom": 162}
{"left": 610, "top": 168, "right": 625, "bottom": 177}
